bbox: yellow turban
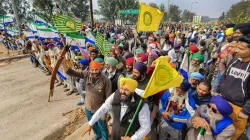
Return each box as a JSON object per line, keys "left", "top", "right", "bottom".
{"left": 120, "top": 78, "right": 138, "bottom": 92}
{"left": 225, "top": 28, "right": 234, "bottom": 36}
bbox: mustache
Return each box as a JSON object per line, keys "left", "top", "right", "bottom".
{"left": 120, "top": 92, "right": 127, "bottom": 96}
{"left": 91, "top": 72, "right": 100, "bottom": 77}
{"left": 127, "top": 69, "right": 132, "bottom": 72}
{"left": 206, "top": 109, "right": 223, "bottom": 130}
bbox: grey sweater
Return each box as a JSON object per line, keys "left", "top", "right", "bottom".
{"left": 186, "top": 105, "right": 235, "bottom": 140}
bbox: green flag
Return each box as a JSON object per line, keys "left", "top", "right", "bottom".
{"left": 96, "top": 32, "right": 104, "bottom": 54}
{"left": 53, "top": 14, "right": 81, "bottom": 33}
{"left": 103, "top": 39, "right": 112, "bottom": 56}
{"left": 66, "top": 32, "right": 85, "bottom": 47}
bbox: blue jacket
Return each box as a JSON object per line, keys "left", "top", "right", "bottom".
{"left": 188, "top": 88, "right": 196, "bottom": 96}
{"left": 190, "top": 90, "right": 211, "bottom": 107}
{"left": 160, "top": 90, "right": 196, "bottom": 130}
{"left": 202, "top": 108, "right": 233, "bottom": 135}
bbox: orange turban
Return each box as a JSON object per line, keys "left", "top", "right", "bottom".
{"left": 169, "top": 63, "right": 176, "bottom": 70}
{"left": 88, "top": 47, "right": 94, "bottom": 51}
{"left": 89, "top": 61, "right": 102, "bottom": 70}
{"left": 169, "top": 34, "right": 175, "bottom": 38}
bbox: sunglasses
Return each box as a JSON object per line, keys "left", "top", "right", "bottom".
{"left": 207, "top": 104, "right": 218, "bottom": 114}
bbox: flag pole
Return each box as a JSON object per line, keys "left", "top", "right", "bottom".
{"left": 125, "top": 4, "right": 144, "bottom": 134}
{"left": 198, "top": 128, "right": 205, "bottom": 139}
{"left": 124, "top": 99, "right": 143, "bottom": 136}
{"left": 124, "top": 2, "right": 168, "bottom": 136}
{"left": 132, "top": 32, "right": 137, "bottom": 69}
{"left": 124, "top": 57, "right": 154, "bottom": 136}
{"left": 89, "top": 0, "right": 94, "bottom": 28}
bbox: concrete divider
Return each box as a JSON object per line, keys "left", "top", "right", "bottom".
{"left": 0, "top": 54, "right": 29, "bottom": 62}
{"left": 29, "top": 118, "right": 69, "bottom": 140}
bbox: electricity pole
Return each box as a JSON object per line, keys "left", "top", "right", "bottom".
{"left": 189, "top": 2, "right": 198, "bottom": 22}
{"left": 168, "top": 0, "right": 170, "bottom": 21}
{"left": 11, "top": 0, "right": 21, "bottom": 34}
{"left": 89, "top": 0, "right": 94, "bottom": 28}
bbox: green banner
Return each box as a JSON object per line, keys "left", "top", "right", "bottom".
{"left": 119, "top": 9, "right": 139, "bottom": 15}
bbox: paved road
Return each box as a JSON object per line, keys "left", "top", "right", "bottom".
{"left": 0, "top": 58, "right": 79, "bottom": 140}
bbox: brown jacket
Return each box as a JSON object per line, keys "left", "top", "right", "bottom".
{"left": 66, "top": 68, "right": 112, "bottom": 113}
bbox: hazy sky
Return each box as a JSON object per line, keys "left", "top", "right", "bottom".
{"left": 92, "top": 0, "right": 240, "bottom": 18}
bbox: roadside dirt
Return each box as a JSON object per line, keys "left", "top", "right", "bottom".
{"left": 0, "top": 58, "right": 81, "bottom": 140}
{"left": 44, "top": 108, "right": 86, "bottom": 140}
{"left": 0, "top": 43, "right": 23, "bottom": 58}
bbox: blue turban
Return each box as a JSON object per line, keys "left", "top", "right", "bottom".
{"left": 190, "top": 38, "right": 197, "bottom": 43}
{"left": 179, "top": 80, "right": 191, "bottom": 92}
{"left": 190, "top": 72, "right": 204, "bottom": 81}
{"left": 134, "top": 62, "right": 147, "bottom": 74}
{"left": 42, "top": 42, "right": 49, "bottom": 46}
{"left": 57, "top": 42, "right": 63, "bottom": 46}
{"left": 174, "top": 44, "right": 181, "bottom": 50}
{"left": 210, "top": 96, "right": 233, "bottom": 116}
{"left": 78, "top": 59, "right": 89, "bottom": 66}
{"left": 71, "top": 45, "right": 79, "bottom": 50}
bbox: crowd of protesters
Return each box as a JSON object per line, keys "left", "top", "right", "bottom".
{"left": 1, "top": 22, "right": 250, "bottom": 140}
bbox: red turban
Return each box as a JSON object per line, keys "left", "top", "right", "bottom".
{"left": 138, "top": 54, "right": 147, "bottom": 62}
{"left": 89, "top": 61, "right": 102, "bottom": 70}
{"left": 126, "top": 58, "right": 134, "bottom": 66}
{"left": 190, "top": 46, "right": 199, "bottom": 53}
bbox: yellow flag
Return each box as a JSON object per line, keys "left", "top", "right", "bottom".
{"left": 142, "top": 56, "right": 183, "bottom": 98}
{"left": 137, "top": 3, "right": 164, "bottom": 32}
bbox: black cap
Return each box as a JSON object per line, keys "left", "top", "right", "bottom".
{"left": 200, "top": 40, "right": 206, "bottom": 47}
{"left": 234, "top": 22, "right": 250, "bottom": 36}
{"left": 226, "top": 23, "right": 235, "bottom": 28}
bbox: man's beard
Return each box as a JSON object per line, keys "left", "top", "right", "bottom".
{"left": 120, "top": 92, "right": 133, "bottom": 104}
{"left": 227, "top": 38, "right": 233, "bottom": 43}
{"left": 170, "top": 89, "right": 187, "bottom": 107}
{"left": 190, "top": 83, "right": 197, "bottom": 90}
{"left": 91, "top": 72, "right": 100, "bottom": 79}
{"left": 189, "top": 64, "right": 199, "bottom": 73}
{"left": 126, "top": 68, "right": 132, "bottom": 73}
{"left": 107, "top": 68, "right": 113, "bottom": 73}
{"left": 206, "top": 109, "right": 224, "bottom": 130}
{"left": 190, "top": 85, "right": 196, "bottom": 90}
{"left": 132, "top": 75, "right": 142, "bottom": 81}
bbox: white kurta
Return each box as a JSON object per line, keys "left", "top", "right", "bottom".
{"left": 88, "top": 92, "right": 151, "bottom": 140}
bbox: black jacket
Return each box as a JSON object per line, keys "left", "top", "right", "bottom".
{"left": 111, "top": 90, "right": 144, "bottom": 140}
{"left": 220, "top": 58, "right": 250, "bottom": 115}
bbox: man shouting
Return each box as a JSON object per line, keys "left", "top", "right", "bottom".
{"left": 82, "top": 78, "right": 151, "bottom": 140}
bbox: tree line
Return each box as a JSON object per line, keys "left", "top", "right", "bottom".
{"left": 1, "top": 0, "right": 226, "bottom": 24}
{"left": 219, "top": 0, "right": 250, "bottom": 24}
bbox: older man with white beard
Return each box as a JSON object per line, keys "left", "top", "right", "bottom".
{"left": 185, "top": 96, "right": 235, "bottom": 140}
{"left": 189, "top": 53, "right": 205, "bottom": 75}
{"left": 158, "top": 80, "right": 196, "bottom": 140}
